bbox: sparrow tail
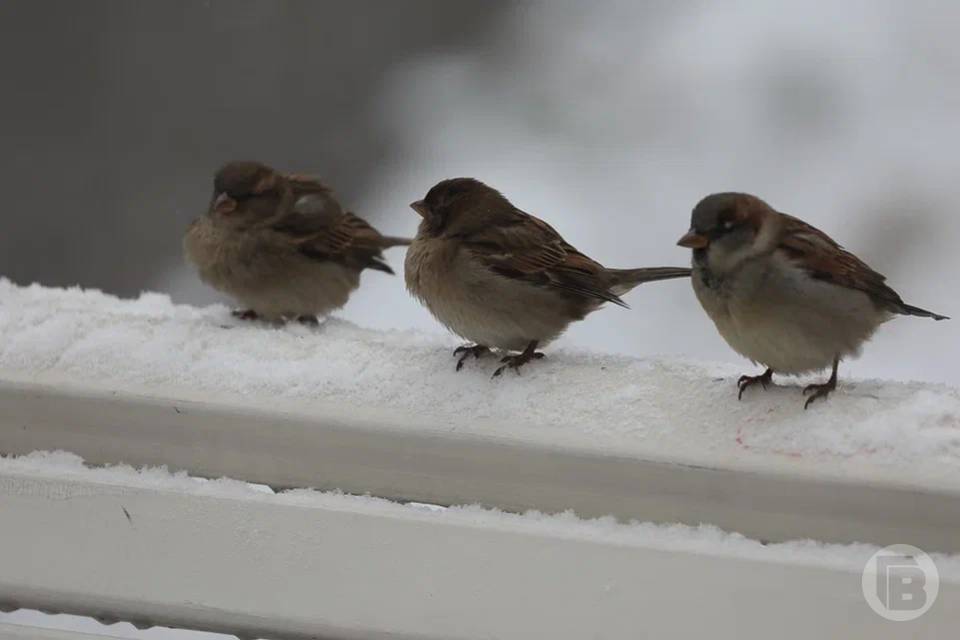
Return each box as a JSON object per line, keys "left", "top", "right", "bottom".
{"left": 607, "top": 266, "right": 692, "bottom": 296}
{"left": 380, "top": 236, "right": 413, "bottom": 248}
{"left": 365, "top": 238, "right": 412, "bottom": 274}
{"left": 897, "top": 303, "right": 949, "bottom": 321}
{"left": 367, "top": 258, "right": 395, "bottom": 275}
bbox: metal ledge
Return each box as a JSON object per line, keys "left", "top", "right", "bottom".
{"left": 0, "top": 623, "right": 128, "bottom": 640}
{"left": 1, "top": 376, "right": 959, "bottom": 553}
{"left": 1, "top": 468, "right": 957, "bottom": 640}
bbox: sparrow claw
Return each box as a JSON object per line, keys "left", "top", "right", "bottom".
{"left": 296, "top": 315, "right": 320, "bottom": 326}
{"left": 802, "top": 357, "right": 840, "bottom": 409}
{"left": 736, "top": 368, "right": 774, "bottom": 400}
{"left": 491, "top": 346, "right": 545, "bottom": 379}
{"left": 231, "top": 309, "right": 259, "bottom": 321}
{"left": 453, "top": 345, "right": 489, "bottom": 371}
{"left": 802, "top": 381, "right": 836, "bottom": 409}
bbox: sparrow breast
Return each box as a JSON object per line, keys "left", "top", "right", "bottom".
{"left": 405, "top": 235, "right": 581, "bottom": 351}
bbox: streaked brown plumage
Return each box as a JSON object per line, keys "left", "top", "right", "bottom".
{"left": 677, "top": 192, "right": 948, "bottom": 408}
{"left": 184, "top": 161, "right": 410, "bottom": 322}
{"left": 405, "top": 177, "right": 691, "bottom": 375}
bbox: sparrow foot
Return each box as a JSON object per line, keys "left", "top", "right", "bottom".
{"left": 296, "top": 315, "right": 320, "bottom": 326}
{"left": 737, "top": 368, "right": 774, "bottom": 400}
{"left": 492, "top": 341, "right": 544, "bottom": 378}
{"left": 802, "top": 379, "right": 837, "bottom": 409}
{"left": 802, "top": 356, "right": 840, "bottom": 410}
{"left": 231, "top": 309, "right": 260, "bottom": 321}
{"left": 453, "top": 344, "right": 490, "bottom": 371}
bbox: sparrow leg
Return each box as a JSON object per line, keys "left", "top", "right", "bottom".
{"left": 492, "top": 341, "right": 545, "bottom": 378}
{"left": 231, "top": 309, "right": 260, "bottom": 321}
{"left": 453, "top": 344, "right": 490, "bottom": 372}
{"left": 297, "top": 315, "right": 320, "bottom": 326}
{"left": 737, "top": 368, "right": 774, "bottom": 400}
{"left": 803, "top": 357, "right": 839, "bottom": 410}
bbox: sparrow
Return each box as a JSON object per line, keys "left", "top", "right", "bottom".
{"left": 405, "top": 177, "right": 691, "bottom": 376}
{"left": 184, "top": 161, "right": 411, "bottom": 323}
{"left": 677, "top": 192, "right": 948, "bottom": 408}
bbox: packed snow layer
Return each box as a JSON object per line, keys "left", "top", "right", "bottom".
{"left": 1, "top": 279, "right": 959, "bottom": 483}
{"left": 4, "top": 449, "right": 959, "bottom": 579}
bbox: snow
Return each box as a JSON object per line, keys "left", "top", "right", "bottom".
{"left": 2, "top": 279, "right": 959, "bottom": 484}
{"left": 4, "top": 449, "right": 959, "bottom": 580}
{"left": 2, "top": 281, "right": 960, "bottom": 638}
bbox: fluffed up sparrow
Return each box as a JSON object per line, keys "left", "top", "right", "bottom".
{"left": 677, "top": 192, "right": 948, "bottom": 408}
{"left": 406, "top": 177, "right": 691, "bottom": 376}
{"left": 184, "top": 161, "right": 410, "bottom": 323}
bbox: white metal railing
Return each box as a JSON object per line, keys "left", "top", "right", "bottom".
{"left": 1, "top": 283, "right": 959, "bottom": 638}
{"left": 2, "top": 378, "right": 959, "bottom": 639}
{"left": 3, "top": 448, "right": 957, "bottom": 640}
{"left": 0, "top": 623, "right": 128, "bottom": 640}
{"left": 2, "top": 377, "right": 959, "bottom": 554}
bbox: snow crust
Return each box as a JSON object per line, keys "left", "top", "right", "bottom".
{"left": 1, "top": 279, "right": 959, "bottom": 481}
{"left": 4, "top": 450, "right": 958, "bottom": 579}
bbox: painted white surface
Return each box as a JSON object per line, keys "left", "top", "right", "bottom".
{"left": 1, "top": 464, "right": 957, "bottom": 640}
{"left": 0, "top": 613, "right": 227, "bottom": 640}
{"left": 2, "top": 377, "right": 960, "bottom": 554}
{"left": 0, "top": 623, "right": 128, "bottom": 640}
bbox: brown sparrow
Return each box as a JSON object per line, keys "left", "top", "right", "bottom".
{"left": 406, "top": 177, "right": 691, "bottom": 375}
{"left": 677, "top": 192, "right": 948, "bottom": 408}
{"left": 184, "top": 161, "right": 410, "bottom": 323}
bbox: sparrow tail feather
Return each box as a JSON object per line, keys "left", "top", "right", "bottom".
{"left": 380, "top": 236, "right": 413, "bottom": 248}
{"left": 366, "top": 258, "right": 395, "bottom": 275}
{"left": 607, "top": 266, "right": 692, "bottom": 296}
{"left": 897, "top": 303, "right": 949, "bottom": 321}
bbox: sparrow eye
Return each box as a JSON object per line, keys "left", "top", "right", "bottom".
{"left": 723, "top": 220, "right": 735, "bottom": 230}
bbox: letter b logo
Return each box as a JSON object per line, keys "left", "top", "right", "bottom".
{"left": 863, "top": 544, "right": 939, "bottom": 621}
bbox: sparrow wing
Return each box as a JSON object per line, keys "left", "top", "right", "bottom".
{"left": 270, "top": 177, "right": 395, "bottom": 273}
{"left": 462, "top": 209, "right": 627, "bottom": 307}
{"left": 777, "top": 214, "right": 906, "bottom": 311}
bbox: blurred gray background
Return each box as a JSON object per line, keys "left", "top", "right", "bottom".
{"left": 1, "top": 0, "right": 957, "bottom": 392}
{"left": 1, "top": 2, "right": 959, "bottom": 637}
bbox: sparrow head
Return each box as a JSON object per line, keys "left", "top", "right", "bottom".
{"left": 677, "top": 192, "right": 774, "bottom": 271}
{"left": 410, "top": 177, "right": 512, "bottom": 236}
{"left": 209, "top": 161, "right": 285, "bottom": 224}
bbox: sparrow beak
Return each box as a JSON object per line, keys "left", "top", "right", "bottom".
{"left": 410, "top": 200, "right": 429, "bottom": 217}
{"left": 677, "top": 229, "right": 709, "bottom": 249}
{"left": 213, "top": 192, "right": 237, "bottom": 215}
